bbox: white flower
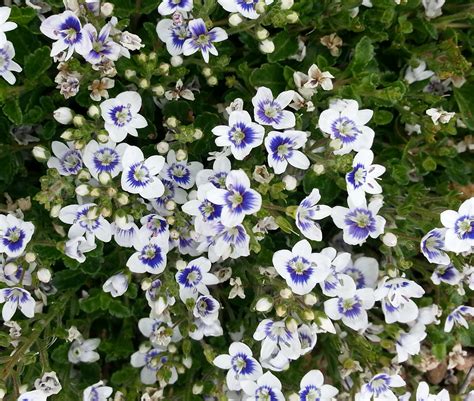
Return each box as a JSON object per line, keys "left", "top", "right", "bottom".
{"left": 252, "top": 87, "right": 296, "bottom": 129}
{"left": 212, "top": 110, "right": 265, "bottom": 160}
{"left": 404, "top": 60, "right": 434, "bottom": 84}
{"left": 126, "top": 230, "right": 169, "bottom": 274}
{"left": 159, "top": 149, "right": 203, "bottom": 190}
{"left": 296, "top": 189, "right": 332, "bottom": 241}
{"left": 272, "top": 239, "right": 331, "bottom": 295}
{"left": 213, "top": 342, "right": 263, "bottom": 391}
{"left": 218, "top": 0, "right": 274, "bottom": 19}
{"left": 83, "top": 140, "right": 127, "bottom": 181}
{"left": 206, "top": 169, "right": 262, "bottom": 227}
{"left": 229, "top": 277, "right": 245, "bottom": 299}
{"left": 318, "top": 99, "right": 374, "bottom": 155}
{"left": 241, "top": 371, "right": 285, "bottom": 401}
{"left": 156, "top": 18, "right": 190, "bottom": 57}
{"left": 131, "top": 348, "right": 177, "bottom": 385}
{"left": 175, "top": 256, "right": 218, "bottom": 302}
{"left": 0, "top": 287, "right": 35, "bottom": 321}
{"left": 299, "top": 370, "right": 338, "bottom": 401}
{"left": 253, "top": 319, "right": 302, "bottom": 361}
{"left": 395, "top": 326, "right": 426, "bottom": 363}
{"left": 416, "top": 381, "right": 450, "bottom": 401}
{"left": 440, "top": 198, "right": 474, "bottom": 253}
{"left": 426, "top": 108, "right": 455, "bottom": 125}
{"left": 264, "top": 130, "right": 310, "bottom": 174}
{"left": 34, "top": 371, "right": 62, "bottom": 396}
{"left": 421, "top": 228, "right": 451, "bottom": 265}
{"left": 183, "top": 18, "right": 228, "bottom": 63}
{"left": 121, "top": 146, "right": 165, "bottom": 199}
{"left": 59, "top": 203, "right": 112, "bottom": 243}
{"left": 304, "top": 64, "right": 334, "bottom": 90}
{"left": 64, "top": 235, "right": 96, "bottom": 263}
{"left": 102, "top": 273, "right": 129, "bottom": 297}
{"left": 16, "top": 390, "right": 47, "bottom": 401}
{"left": 83, "top": 381, "right": 113, "bottom": 401}
{"left": 193, "top": 294, "right": 220, "bottom": 324}
{"left": 158, "top": 0, "right": 193, "bottom": 15}
{"left": 100, "top": 91, "right": 148, "bottom": 142}
{"left": 357, "top": 373, "right": 406, "bottom": 401}
{"left": 53, "top": 107, "right": 74, "bottom": 124}
{"left": 342, "top": 256, "right": 379, "bottom": 289}
{"left": 431, "top": 264, "right": 462, "bottom": 286}
{"left": 422, "top": 0, "right": 445, "bottom": 19}
{"left": 444, "top": 305, "right": 474, "bottom": 333}
{"left": 324, "top": 287, "right": 375, "bottom": 331}
{"left": 345, "top": 149, "right": 385, "bottom": 204}
{"left": 0, "top": 7, "right": 17, "bottom": 44}
{"left": 68, "top": 338, "right": 100, "bottom": 364}
{"left": 0, "top": 214, "right": 35, "bottom": 258}
{"left": 47, "top": 141, "right": 83, "bottom": 176}
{"left": 80, "top": 22, "right": 121, "bottom": 64}
{"left": 331, "top": 197, "right": 386, "bottom": 246}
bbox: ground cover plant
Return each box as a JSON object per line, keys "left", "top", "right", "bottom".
{"left": 0, "top": 0, "right": 473, "bottom": 400}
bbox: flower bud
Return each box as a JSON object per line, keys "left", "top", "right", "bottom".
{"left": 159, "top": 63, "right": 170, "bottom": 75}
{"left": 100, "top": 2, "right": 114, "bottom": 16}
{"left": 288, "top": 393, "right": 299, "bottom": 401}
{"left": 183, "top": 356, "right": 193, "bottom": 368}
{"left": 170, "top": 56, "right": 183, "bottom": 67}
{"left": 312, "top": 164, "right": 325, "bottom": 175}
{"left": 259, "top": 39, "right": 275, "bottom": 54}
{"left": 98, "top": 172, "right": 112, "bottom": 185}
{"left": 165, "top": 200, "right": 176, "bottom": 211}
{"left": 138, "top": 53, "right": 147, "bottom": 63}
{"left": 125, "top": 69, "right": 136, "bottom": 79}
{"left": 382, "top": 233, "right": 398, "bottom": 247}
{"left": 87, "top": 105, "right": 100, "bottom": 118}
{"left": 229, "top": 13, "right": 243, "bottom": 26}
{"left": 101, "top": 206, "right": 112, "bottom": 218}
{"left": 152, "top": 85, "right": 165, "bottom": 96}
{"left": 72, "top": 115, "right": 85, "bottom": 127}
{"left": 329, "top": 138, "right": 342, "bottom": 150}
{"left": 37, "top": 268, "right": 52, "bottom": 283}
{"left": 281, "top": 0, "right": 294, "bottom": 9}
{"left": 106, "top": 187, "right": 117, "bottom": 198}
{"left": 303, "top": 309, "right": 315, "bottom": 320}
{"left": 276, "top": 305, "right": 287, "bottom": 317}
{"left": 25, "top": 252, "right": 36, "bottom": 263}
{"left": 255, "top": 0, "right": 266, "bottom": 13}
{"left": 168, "top": 344, "right": 177, "bottom": 353}
{"left": 149, "top": 52, "right": 157, "bottom": 61}
{"left": 176, "top": 259, "right": 187, "bottom": 270}
{"left": 285, "top": 317, "right": 298, "bottom": 332}
{"left": 89, "top": 187, "right": 101, "bottom": 197}
{"left": 256, "top": 27, "right": 269, "bottom": 40}
{"left": 304, "top": 293, "right": 318, "bottom": 306}
{"left": 286, "top": 11, "right": 299, "bottom": 23}
{"left": 193, "top": 129, "right": 203, "bottom": 139}
{"left": 75, "top": 184, "right": 90, "bottom": 197}
{"left": 138, "top": 78, "right": 149, "bottom": 89}
{"left": 170, "top": 229, "right": 179, "bottom": 240}
{"left": 0, "top": 386, "right": 5, "bottom": 399}
{"left": 167, "top": 216, "right": 176, "bottom": 226}
{"left": 202, "top": 67, "right": 212, "bottom": 78}
{"left": 141, "top": 278, "right": 152, "bottom": 291}
{"left": 32, "top": 146, "right": 50, "bottom": 162}
{"left": 97, "top": 133, "right": 109, "bottom": 143}
{"left": 192, "top": 384, "right": 204, "bottom": 395}
{"left": 280, "top": 288, "right": 292, "bottom": 299}
{"left": 255, "top": 297, "right": 273, "bottom": 312}
{"left": 156, "top": 141, "right": 169, "bottom": 154}
{"left": 50, "top": 204, "right": 62, "bottom": 218}
{"left": 176, "top": 149, "right": 187, "bottom": 161}
{"left": 283, "top": 175, "right": 297, "bottom": 191}
{"left": 116, "top": 193, "right": 129, "bottom": 205}
{"left": 60, "top": 130, "right": 73, "bottom": 141}
{"left": 207, "top": 76, "right": 218, "bottom": 86}
{"left": 166, "top": 117, "right": 178, "bottom": 128}
{"left": 53, "top": 107, "right": 74, "bottom": 124}
{"left": 77, "top": 170, "right": 91, "bottom": 181}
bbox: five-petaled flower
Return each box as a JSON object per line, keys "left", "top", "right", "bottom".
{"left": 183, "top": 18, "right": 228, "bottom": 63}
{"left": 0, "top": 214, "right": 34, "bottom": 258}
{"left": 0, "top": 287, "right": 35, "bottom": 321}
{"left": 264, "top": 130, "right": 310, "bottom": 174}
{"left": 252, "top": 86, "right": 296, "bottom": 129}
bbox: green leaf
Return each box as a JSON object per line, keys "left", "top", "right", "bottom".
{"left": 454, "top": 83, "right": 474, "bottom": 131}
{"left": 9, "top": 6, "right": 37, "bottom": 26}
{"left": 249, "top": 63, "right": 286, "bottom": 93}
{"left": 3, "top": 98, "right": 22, "bottom": 124}
{"left": 24, "top": 47, "right": 52, "bottom": 80}
{"left": 267, "top": 31, "right": 299, "bottom": 63}
{"left": 349, "top": 36, "right": 375, "bottom": 75}
{"left": 108, "top": 299, "right": 131, "bottom": 318}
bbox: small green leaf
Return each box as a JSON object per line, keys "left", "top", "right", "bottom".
{"left": 3, "top": 98, "right": 22, "bottom": 124}
{"left": 267, "top": 31, "right": 299, "bottom": 63}
{"left": 249, "top": 63, "right": 286, "bottom": 93}
{"left": 24, "top": 47, "right": 52, "bottom": 80}
{"left": 349, "top": 36, "right": 375, "bottom": 75}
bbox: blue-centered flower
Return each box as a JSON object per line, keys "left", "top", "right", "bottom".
{"left": 175, "top": 256, "right": 219, "bottom": 302}
{"left": 80, "top": 22, "right": 122, "bottom": 64}
{"left": 420, "top": 228, "right": 450, "bottom": 265}
{"left": 83, "top": 140, "right": 127, "bottom": 181}
{"left": 264, "top": 130, "right": 310, "bottom": 174}
{"left": 126, "top": 230, "right": 169, "bottom": 274}
{"left": 156, "top": 18, "right": 190, "bottom": 56}
{"left": 299, "top": 370, "right": 339, "bottom": 401}
{"left": 254, "top": 319, "right": 302, "bottom": 361}
{"left": 182, "top": 18, "right": 228, "bottom": 63}
{"left": 0, "top": 214, "right": 34, "bottom": 258}
{"left": 440, "top": 197, "right": 474, "bottom": 254}
{"left": 158, "top": 0, "right": 193, "bottom": 15}
{"left": 0, "top": 287, "right": 35, "bottom": 321}
{"left": 0, "top": 41, "right": 21, "bottom": 85}
{"left": 444, "top": 305, "right": 474, "bottom": 333}
{"left": 252, "top": 86, "right": 296, "bottom": 129}
{"left": 358, "top": 373, "right": 405, "bottom": 401}
{"left": 47, "top": 141, "right": 83, "bottom": 176}
{"left": 296, "top": 189, "right": 332, "bottom": 241}
{"left": 241, "top": 371, "right": 285, "bottom": 401}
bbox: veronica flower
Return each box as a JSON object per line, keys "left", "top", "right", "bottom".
{"left": 296, "top": 189, "right": 332, "bottom": 241}
{"left": 212, "top": 110, "right": 265, "bottom": 160}
{"left": 374, "top": 277, "right": 425, "bottom": 324}
{"left": 259, "top": 348, "right": 290, "bottom": 372}
{"left": 342, "top": 256, "right": 379, "bottom": 289}
{"left": 0, "top": 287, "right": 35, "bottom": 321}
{"left": 404, "top": 59, "right": 434, "bottom": 84}
{"left": 83, "top": 140, "right": 127, "bottom": 181}
{"left": 395, "top": 327, "right": 426, "bottom": 363}
{"left": 253, "top": 319, "right": 302, "bottom": 361}
{"left": 156, "top": 18, "right": 190, "bottom": 56}
{"left": 264, "top": 130, "right": 310, "bottom": 174}
{"left": 272, "top": 239, "right": 331, "bottom": 295}
{"left": 138, "top": 318, "right": 181, "bottom": 348}
{"left": 420, "top": 228, "right": 450, "bottom": 265}
{"left": 298, "top": 323, "right": 318, "bottom": 356}
{"left": 204, "top": 223, "right": 251, "bottom": 262}
{"left": 160, "top": 150, "right": 203, "bottom": 190}
{"left": 0, "top": 7, "right": 17, "bottom": 44}
{"left": 140, "top": 214, "right": 169, "bottom": 240}
{"left": 126, "top": 231, "right": 169, "bottom": 274}
{"left": 0, "top": 258, "right": 32, "bottom": 287}
{"left": 59, "top": 203, "right": 112, "bottom": 243}
{"left": 318, "top": 99, "right": 375, "bottom": 155}
{"left": 68, "top": 338, "right": 100, "bottom": 364}
{"left": 304, "top": 64, "right": 335, "bottom": 90}
{"left": 241, "top": 371, "right": 284, "bottom": 401}
{"left": 151, "top": 179, "right": 187, "bottom": 216}
{"left": 131, "top": 348, "right": 173, "bottom": 385}
{"left": 121, "top": 146, "right": 165, "bottom": 199}
{"left": 169, "top": 215, "right": 201, "bottom": 256}
{"left": 80, "top": 23, "right": 121, "bottom": 64}
{"left": 183, "top": 18, "right": 228, "bottom": 63}
{"left": 40, "top": 11, "right": 90, "bottom": 60}
{"left": 175, "top": 256, "right": 219, "bottom": 302}
{"left": 252, "top": 87, "right": 296, "bottom": 129}
{"left": 213, "top": 342, "right": 263, "bottom": 391}
{"left": 206, "top": 169, "right": 262, "bottom": 227}
{"left": 431, "top": 264, "right": 462, "bottom": 286}
{"left": 0, "top": 41, "right": 21, "bottom": 85}
{"left": 64, "top": 235, "right": 96, "bottom": 263}
{"left": 324, "top": 287, "right": 375, "bottom": 331}
{"left": 193, "top": 294, "right": 220, "bottom": 324}
{"left": 47, "top": 141, "right": 83, "bottom": 176}
{"left": 158, "top": 0, "right": 193, "bottom": 15}
{"left": 332, "top": 197, "right": 385, "bottom": 245}
{"left": 0, "top": 214, "right": 34, "bottom": 258}
{"left": 415, "top": 381, "right": 450, "bottom": 401}
{"left": 83, "top": 381, "right": 113, "bottom": 401}
{"left": 217, "top": 0, "right": 274, "bottom": 19}
{"left": 444, "top": 305, "right": 474, "bottom": 333}
{"left": 299, "top": 370, "right": 339, "bottom": 401}
{"left": 189, "top": 317, "right": 223, "bottom": 340}
{"left": 357, "top": 373, "right": 406, "bottom": 401}
{"left": 440, "top": 197, "right": 474, "bottom": 253}
{"left": 100, "top": 91, "right": 148, "bottom": 143}
{"left": 196, "top": 156, "right": 231, "bottom": 188}
{"left": 102, "top": 273, "right": 129, "bottom": 298}
{"left": 319, "top": 247, "right": 354, "bottom": 297}
{"left": 17, "top": 390, "right": 48, "bottom": 401}
{"left": 346, "top": 149, "right": 385, "bottom": 204}
{"left": 111, "top": 216, "right": 139, "bottom": 248}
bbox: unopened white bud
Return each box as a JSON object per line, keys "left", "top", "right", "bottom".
{"left": 286, "top": 11, "right": 299, "bottom": 23}
{"left": 89, "top": 187, "right": 100, "bottom": 197}
{"left": 50, "top": 204, "right": 62, "bottom": 218}
{"left": 177, "top": 365, "right": 185, "bottom": 374}
{"left": 192, "top": 384, "right": 204, "bottom": 395}
{"left": 152, "top": 85, "right": 165, "bottom": 97}
{"left": 116, "top": 193, "right": 129, "bottom": 206}
{"left": 304, "top": 293, "right": 318, "bottom": 306}
{"left": 255, "top": 297, "right": 273, "bottom": 312}
{"left": 259, "top": 39, "right": 275, "bottom": 54}
{"left": 183, "top": 356, "right": 193, "bottom": 368}
{"left": 138, "top": 53, "right": 147, "bottom": 63}
{"left": 229, "top": 13, "right": 243, "bottom": 26}
{"left": 77, "top": 170, "right": 91, "bottom": 181}
{"left": 149, "top": 52, "right": 157, "bottom": 61}
{"left": 382, "top": 233, "right": 398, "bottom": 247}
{"left": 167, "top": 216, "right": 176, "bottom": 226}
{"left": 168, "top": 344, "right": 177, "bottom": 353}
{"left": 283, "top": 175, "right": 297, "bottom": 191}
{"left": 207, "top": 76, "right": 218, "bottom": 86}
{"left": 312, "top": 164, "right": 325, "bottom": 175}
{"left": 98, "top": 172, "right": 112, "bottom": 185}
{"left": 125, "top": 69, "right": 136, "bottom": 79}
{"left": 288, "top": 393, "right": 299, "bottom": 401}
{"left": 54, "top": 107, "right": 74, "bottom": 124}
{"left": 256, "top": 27, "right": 269, "bottom": 40}
{"left": 166, "top": 117, "right": 178, "bottom": 128}
{"left": 37, "top": 268, "right": 52, "bottom": 283}
{"left": 176, "top": 260, "right": 187, "bottom": 270}
{"left": 87, "top": 105, "right": 100, "bottom": 118}
{"left": 280, "top": 288, "right": 292, "bottom": 299}
{"left": 32, "top": 146, "right": 50, "bottom": 162}
{"left": 138, "top": 78, "right": 149, "bottom": 89}
{"left": 303, "top": 309, "right": 315, "bottom": 320}
{"left": 72, "top": 115, "right": 85, "bottom": 127}
{"left": 75, "top": 184, "right": 90, "bottom": 197}
{"left": 100, "top": 2, "right": 114, "bottom": 16}
{"left": 255, "top": 1, "right": 266, "bottom": 13}
{"left": 202, "top": 67, "right": 212, "bottom": 78}
{"left": 25, "top": 252, "right": 36, "bottom": 263}
{"left": 281, "top": 0, "right": 294, "bottom": 9}
{"left": 114, "top": 214, "right": 128, "bottom": 228}
{"left": 141, "top": 278, "right": 152, "bottom": 291}
{"left": 170, "top": 229, "right": 179, "bottom": 240}
{"left": 60, "top": 130, "right": 73, "bottom": 141}
{"left": 176, "top": 149, "right": 187, "bottom": 161}
{"left": 97, "top": 133, "right": 109, "bottom": 143}
{"left": 156, "top": 141, "right": 169, "bottom": 154}
{"left": 170, "top": 56, "right": 183, "bottom": 67}
{"left": 193, "top": 129, "right": 203, "bottom": 139}
{"left": 276, "top": 305, "right": 287, "bottom": 317}
{"left": 165, "top": 200, "right": 176, "bottom": 211}
{"left": 285, "top": 317, "right": 298, "bottom": 332}
{"left": 0, "top": 387, "right": 5, "bottom": 399}
{"left": 329, "top": 138, "right": 342, "bottom": 150}
{"left": 159, "top": 63, "right": 170, "bottom": 75}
